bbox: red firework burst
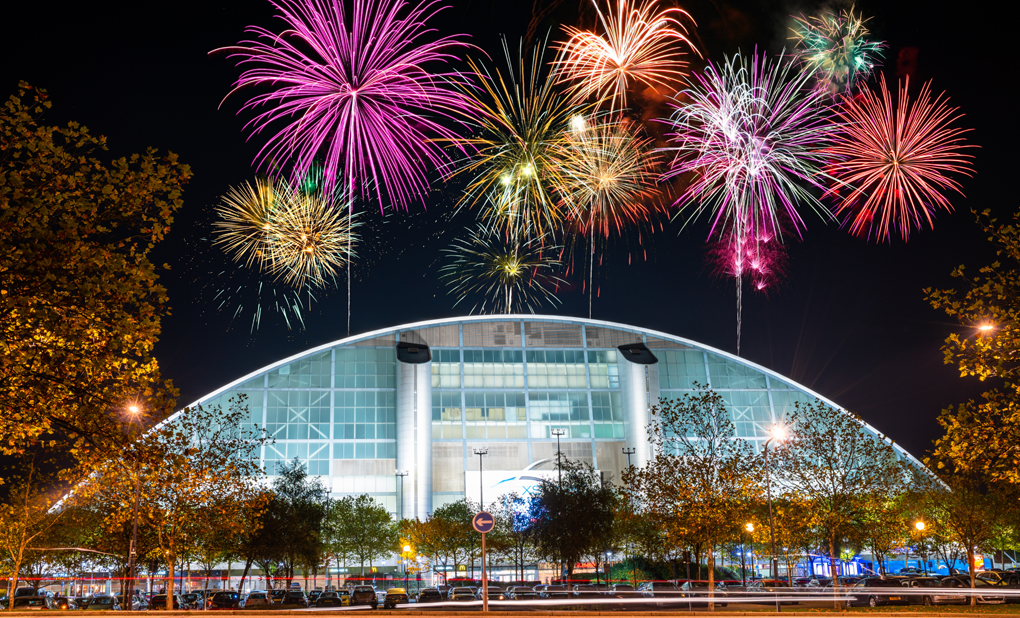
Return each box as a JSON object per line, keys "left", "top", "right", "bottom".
{"left": 826, "top": 76, "right": 976, "bottom": 242}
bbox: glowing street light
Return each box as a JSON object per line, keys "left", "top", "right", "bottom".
{"left": 745, "top": 522, "right": 755, "bottom": 533}
{"left": 915, "top": 521, "right": 925, "bottom": 532}
{"left": 978, "top": 324, "right": 994, "bottom": 333}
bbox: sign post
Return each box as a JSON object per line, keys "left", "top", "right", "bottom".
{"left": 472, "top": 511, "right": 495, "bottom": 612}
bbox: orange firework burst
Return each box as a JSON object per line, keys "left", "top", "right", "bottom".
{"left": 553, "top": 0, "right": 699, "bottom": 112}
{"left": 826, "top": 76, "right": 976, "bottom": 242}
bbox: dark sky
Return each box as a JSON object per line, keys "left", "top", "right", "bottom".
{"left": 2, "top": 0, "right": 1002, "bottom": 460}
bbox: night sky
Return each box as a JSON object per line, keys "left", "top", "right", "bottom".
{"left": 2, "top": 0, "right": 1003, "bottom": 460}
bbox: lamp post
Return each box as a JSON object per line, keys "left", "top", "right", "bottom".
{"left": 551, "top": 429, "right": 566, "bottom": 486}
{"left": 125, "top": 404, "right": 143, "bottom": 607}
{"left": 472, "top": 449, "right": 488, "bottom": 510}
{"left": 915, "top": 521, "right": 927, "bottom": 576}
{"left": 622, "top": 447, "right": 636, "bottom": 469}
{"left": 763, "top": 424, "right": 787, "bottom": 613}
{"left": 395, "top": 470, "right": 408, "bottom": 518}
{"left": 743, "top": 523, "right": 754, "bottom": 586}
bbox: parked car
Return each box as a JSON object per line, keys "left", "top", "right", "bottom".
{"left": 181, "top": 592, "right": 204, "bottom": 610}
{"left": 337, "top": 589, "right": 351, "bottom": 605}
{"left": 572, "top": 584, "right": 603, "bottom": 598}
{"left": 242, "top": 592, "right": 271, "bottom": 608}
{"left": 52, "top": 596, "right": 78, "bottom": 610}
{"left": 639, "top": 581, "right": 679, "bottom": 598}
{"left": 12, "top": 597, "right": 59, "bottom": 611}
{"left": 900, "top": 577, "right": 966, "bottom": 606}
{"left": 207, "top": 591, "right": 242, "bottom": 609}
{"left": 793, "top": 577, "right": 821, "bottom": 588}
{"left": 383, "top": 588, "right": 409, "bottom": 609}
{"left": 307, "top": 590, "right": 321, "bottom": 603}
{"left": 314, "top": 591, "right": 343, "bottom": 607}
{"left": 350, "top": 585, "right": 378, "bottom": 609}
{"left": 73, "top": 597, "right": 92, "bottom": 609}
{"left": 14, "top": 588, "right": 43, "bottom": 598}
{"left": 416, "top": 588, "right": 443, "bottom": 603}
{"left": 940, "top": 576, "right": 1007, "bottom": 604}
{"left": 746, "top": 579, "right": 798, "bottom": 605}
{"left": 679, "top": 581, "right": 728, "bottom": 607}
{"left": 508, "top": 586, "right": 538, "bottom": 601}
{"left": 282, "top": 590, "right": 308, "bottom": 607}
{"left": 609, "top": 583, "right": 639, "bottom": 598}
{"left": 845, "top": 577, "right": 913, "bottom": 608}
{"left": 475, "top": 587, "right": 505, "bottom": 601}
{"left": 449, "top": 587, "right": 477, "bottom": 602}
{"left": 86, "top": 595, "right": 125, "bottom": 611}
{"left": 270, "top": 589, "right": 288, "bottom": 604}
{"left": 539, "top": 585, "right": 569, "bottom": 599}
{"left": 146, "top": 594, "right": 185, "bottom": 610}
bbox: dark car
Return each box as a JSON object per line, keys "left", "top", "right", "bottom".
{"left": 282, "top": 590, "right": 308, "bottom": 607}
{"left": 181, "top": 592, "right": 204, "bottom": 610}
{"left": 940, "top": 576, "right": 1006, "bottom": 604}
{"left": 846, "top": 577, "right": 912, "bottom": 608}
{"left": 350, "top": 586, "right": 378, "bottom": 608}
{"left": 12, "top": 597, "right": 58, "bottom": 611}
{"left": 270, "top": 589, "right": 288, "bottom": 604}
{"left": 14, "top": 588, "right": 43, "bottom": 598}
{"left": 639, "top": 581, "right": 680, "bottom": 598}
{"left": 746, "top": 579, "right": 798, "bottom": 605}
{"left": 86, "top": 595, "right": 124, "bottom": 611}
{"left": 314, "top": 592, "right": 344, "bottom": 607}
{"left": 679, "top": 581, "right": 728, "bottom": 607}
{"left": 449, "top": 587, "right": 477, "bottom": 601}
{"left": 476, "top": 587, "right": 505, "bottom": 601}
{"left": 207, "top": 591, "right": 242, "bottom": 609}
{"left": 609, "top": 583, "right": 639, "bottom": 598}
{"left": 416, "top": 588, "right": 443, "bottom": 603}
{"left": 51, "top": 596, "right": 78, "bottom": 611}
{"left": 539, "top": 585, "right": 569, "bottom": 599}
{"left": 900, "top": 577, "right": 966, "bottom": 606}
{"left": 383, "top": 588, "right": 409, "bottom": 609}
{"left": 146, "top": 594, "right": 184, "bottom": 610}
{"left": 509, "top": 586, "right": 538, "bottom": 600}
{"left": 307, "top": 591, "right": 321, "bottom": 603}
{"left": 572, "top": 584, "right": 603, "bottom": 598}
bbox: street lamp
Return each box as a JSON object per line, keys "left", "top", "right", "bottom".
{"left": 763, "top": 424, "right": 787, "bottom": 612}
{"left": 622, "top": 447, "right": 636, "bottom": 469}
{"left": 551, "top": 429, "right": 566, "bottom": 486}
{"left": 915, "top": 521, "right": 927, "bottom": 575}
{"left": 395, "top": 471, "right": 408, "bottom": 519}
{"left": 743, "top": 523, "right": 754, "bottom": 586}
{"left": 472, "top": 449, "right": 488, "bottom": 510}
{"left": 125, "top": 403, "right": 144, "bottom": 606}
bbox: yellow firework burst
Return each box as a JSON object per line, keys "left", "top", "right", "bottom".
{"left": 214, "top": 178, "right": 358, "bottom": 290}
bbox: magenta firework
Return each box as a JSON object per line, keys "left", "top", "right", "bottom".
{"left": 219, "top": 0, "right": 475, "bottom": 210}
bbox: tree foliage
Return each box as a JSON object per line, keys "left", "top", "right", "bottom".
{"left": 0, "top": 83, "right": 191, "bottom": 464}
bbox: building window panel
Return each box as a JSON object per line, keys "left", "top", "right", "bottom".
{"left": 463, "top": 349, "right": 525, "bottom": 388}
{"left": 268, "top": 351, "right": 331, "bottom": 388}
{"left": 658, "top": 350, "right": 708, "bottom": 389}
{"left": 526, "top": 350, "right": 587, "bottom": 388}
{"left": 431, "top": 350, "right": 461, "bottom": 388}
{"left": 335, "top": 348, "right": 396, "bottom": 389}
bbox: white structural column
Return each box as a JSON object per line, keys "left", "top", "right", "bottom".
{"left": 396, "top": 359, "right": 432, "bottom": 520}
{"left": 619, "top": 356, "right": 660, "bottom": 469}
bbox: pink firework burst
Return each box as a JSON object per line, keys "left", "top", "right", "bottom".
{"left": 709, "top": 228, "right": 788, "bottom": 294}
{"left": 217, "top": 0, "right": 475, "bottom": 210}
{"left": 825, "top": 75, "right": 976, "bottom": 242}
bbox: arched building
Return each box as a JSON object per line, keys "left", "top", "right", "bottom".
{"left": 183, "top": 315, "right": 923, "bottom": 524}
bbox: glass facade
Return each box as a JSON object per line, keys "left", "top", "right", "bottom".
{"left": 185, "top": 317, "right": 922, "bottom": 520}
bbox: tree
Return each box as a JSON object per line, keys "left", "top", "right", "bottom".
{"left": 84, "top": 396, "right": 269, "bottom": 609}
{"left": 429, "top": 500, "right": 476, "bottom": 574}
{"left": 628, "top": 388, "right": 758, "bottom": 605}
{"left": 925, "top": 209, "right": 1020, "bottom": 488}
{"left": 528, "top": 456, "right": 617, "bottom": 582}
{"left": 0, "top": 82, "right": 190, "bottom": 464}
{"left": 263, "top": 459, "right": 327, "bottom": 586}
{"left": 774, "top": 399, "right": 909, "bottom": 601}
{"left": 489, "top": 493, "right": 541, "bottom": 583}
{"left": 341, "top": 495, "right": 397, "bottom": 574}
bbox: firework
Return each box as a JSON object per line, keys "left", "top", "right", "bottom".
{"left": 662, "top": 50, "right": 833, "bottom": 353}
{"left": 214, "top": 179, "right": 359, "bottom": 290}
{"left": 709, "top": 228, "right": 788, "bottom": 293}
{"left": 790, "top": 6, "right": 885, "bottom": 94}
{"left": 825, "top": 76, "right": 975, "bottom": 242}
{"left": 452, "top": 41, "right": 585, "bottom": 240}
{"left": 557, "top": 116, "right": 662, "bottom": 316}
{"left": 218, "top": 0, "right": 475, "bottom": 208}
{"left": 441, "top": 224, "right": 565, "bottom": 314}
{"left": 554, "top": 0, "right": 698, "bottom": 112}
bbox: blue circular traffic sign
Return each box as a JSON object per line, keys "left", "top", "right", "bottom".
{"left": 472, "top": 511, "right": 495, "bottom": 533}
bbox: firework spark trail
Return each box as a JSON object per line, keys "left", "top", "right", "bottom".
{"left": 451, "top": 40, "right": 587, "bottom": 241}
{"left": 557, "top": 115, "right": 662, "bottom": 317}
{"left": 214, "top": 178, "right": 359, "bottom": 291}
{"left": 440, "top": 224, "right": 565, "bottom": 314}
{"left": 218, "top": 0, "right": 476, "bottom": 333}
{"left": 661, "top": 50, "right": 834, "bottom": 354}
{"left": 789, "top": 6, "right": 885, "bottom": 94}
{"left": 825, "top": 76, "right": 976, "bottom": 242}
{"left": 553, "top": 0, "right": 698, "bottom": 112}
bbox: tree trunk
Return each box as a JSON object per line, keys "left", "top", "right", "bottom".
{"left": 828, "top": 535, "right": 840, "bottom": 609}
{"left": 707, "top": 547, "right": 715, "bottom": 612}
{"left": 238, "top": 557, "right": 254, "bottom": 595}
{"left": 167, "top": 559, "right": 176, "bottom": 610}
{"left": 967, "top": 548, "right": 977, "bottom": 606}
{"left": 8, "top": 549, "right": 23, "bottom": 613}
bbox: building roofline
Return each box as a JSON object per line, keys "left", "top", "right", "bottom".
{"left": 161, "top": 314, "right": 928, "bottom": 471}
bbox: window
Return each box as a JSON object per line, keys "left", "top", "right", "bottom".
{"left": 706, "top": 353, "right": 768, "bottom": 388}
{"left": 658, "top": 350, "right": 707, "bottom": 389}
{"left": 587, "top": 350, "right": 619, "bottom": 388}
{"left": 591, "top": 391, "right": 624, "bottom": 438}
{"left": 335, "top": 348, "right": 396, "bottom": 388}
{"left": 464, "top": 392, "right": 527, "bottom": 438}
{"left": 264, "top": 441, "right": 329, "bottom": 475}
{"left": 463, "top": 349, "right": 525, "bottom": 388}
{"left": 266, "top": 390, "right": 330, "bottom": 440}
{"left": 431, "top": 349, "right": 461, "bottom": 388}
{"left": 526, "top": 350, "right": 587, "bottom": 388}
{"left": 721, "top": 390, "right": 773, "bottom": 438}
{"left": 431, "top": 391, "right": 463, "bottom": 439}
{"left": 268, "top": 351, "right": 331, "bottom": 388}
{"left": 528, "top": 392, "right": 590, "bottom": 438}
